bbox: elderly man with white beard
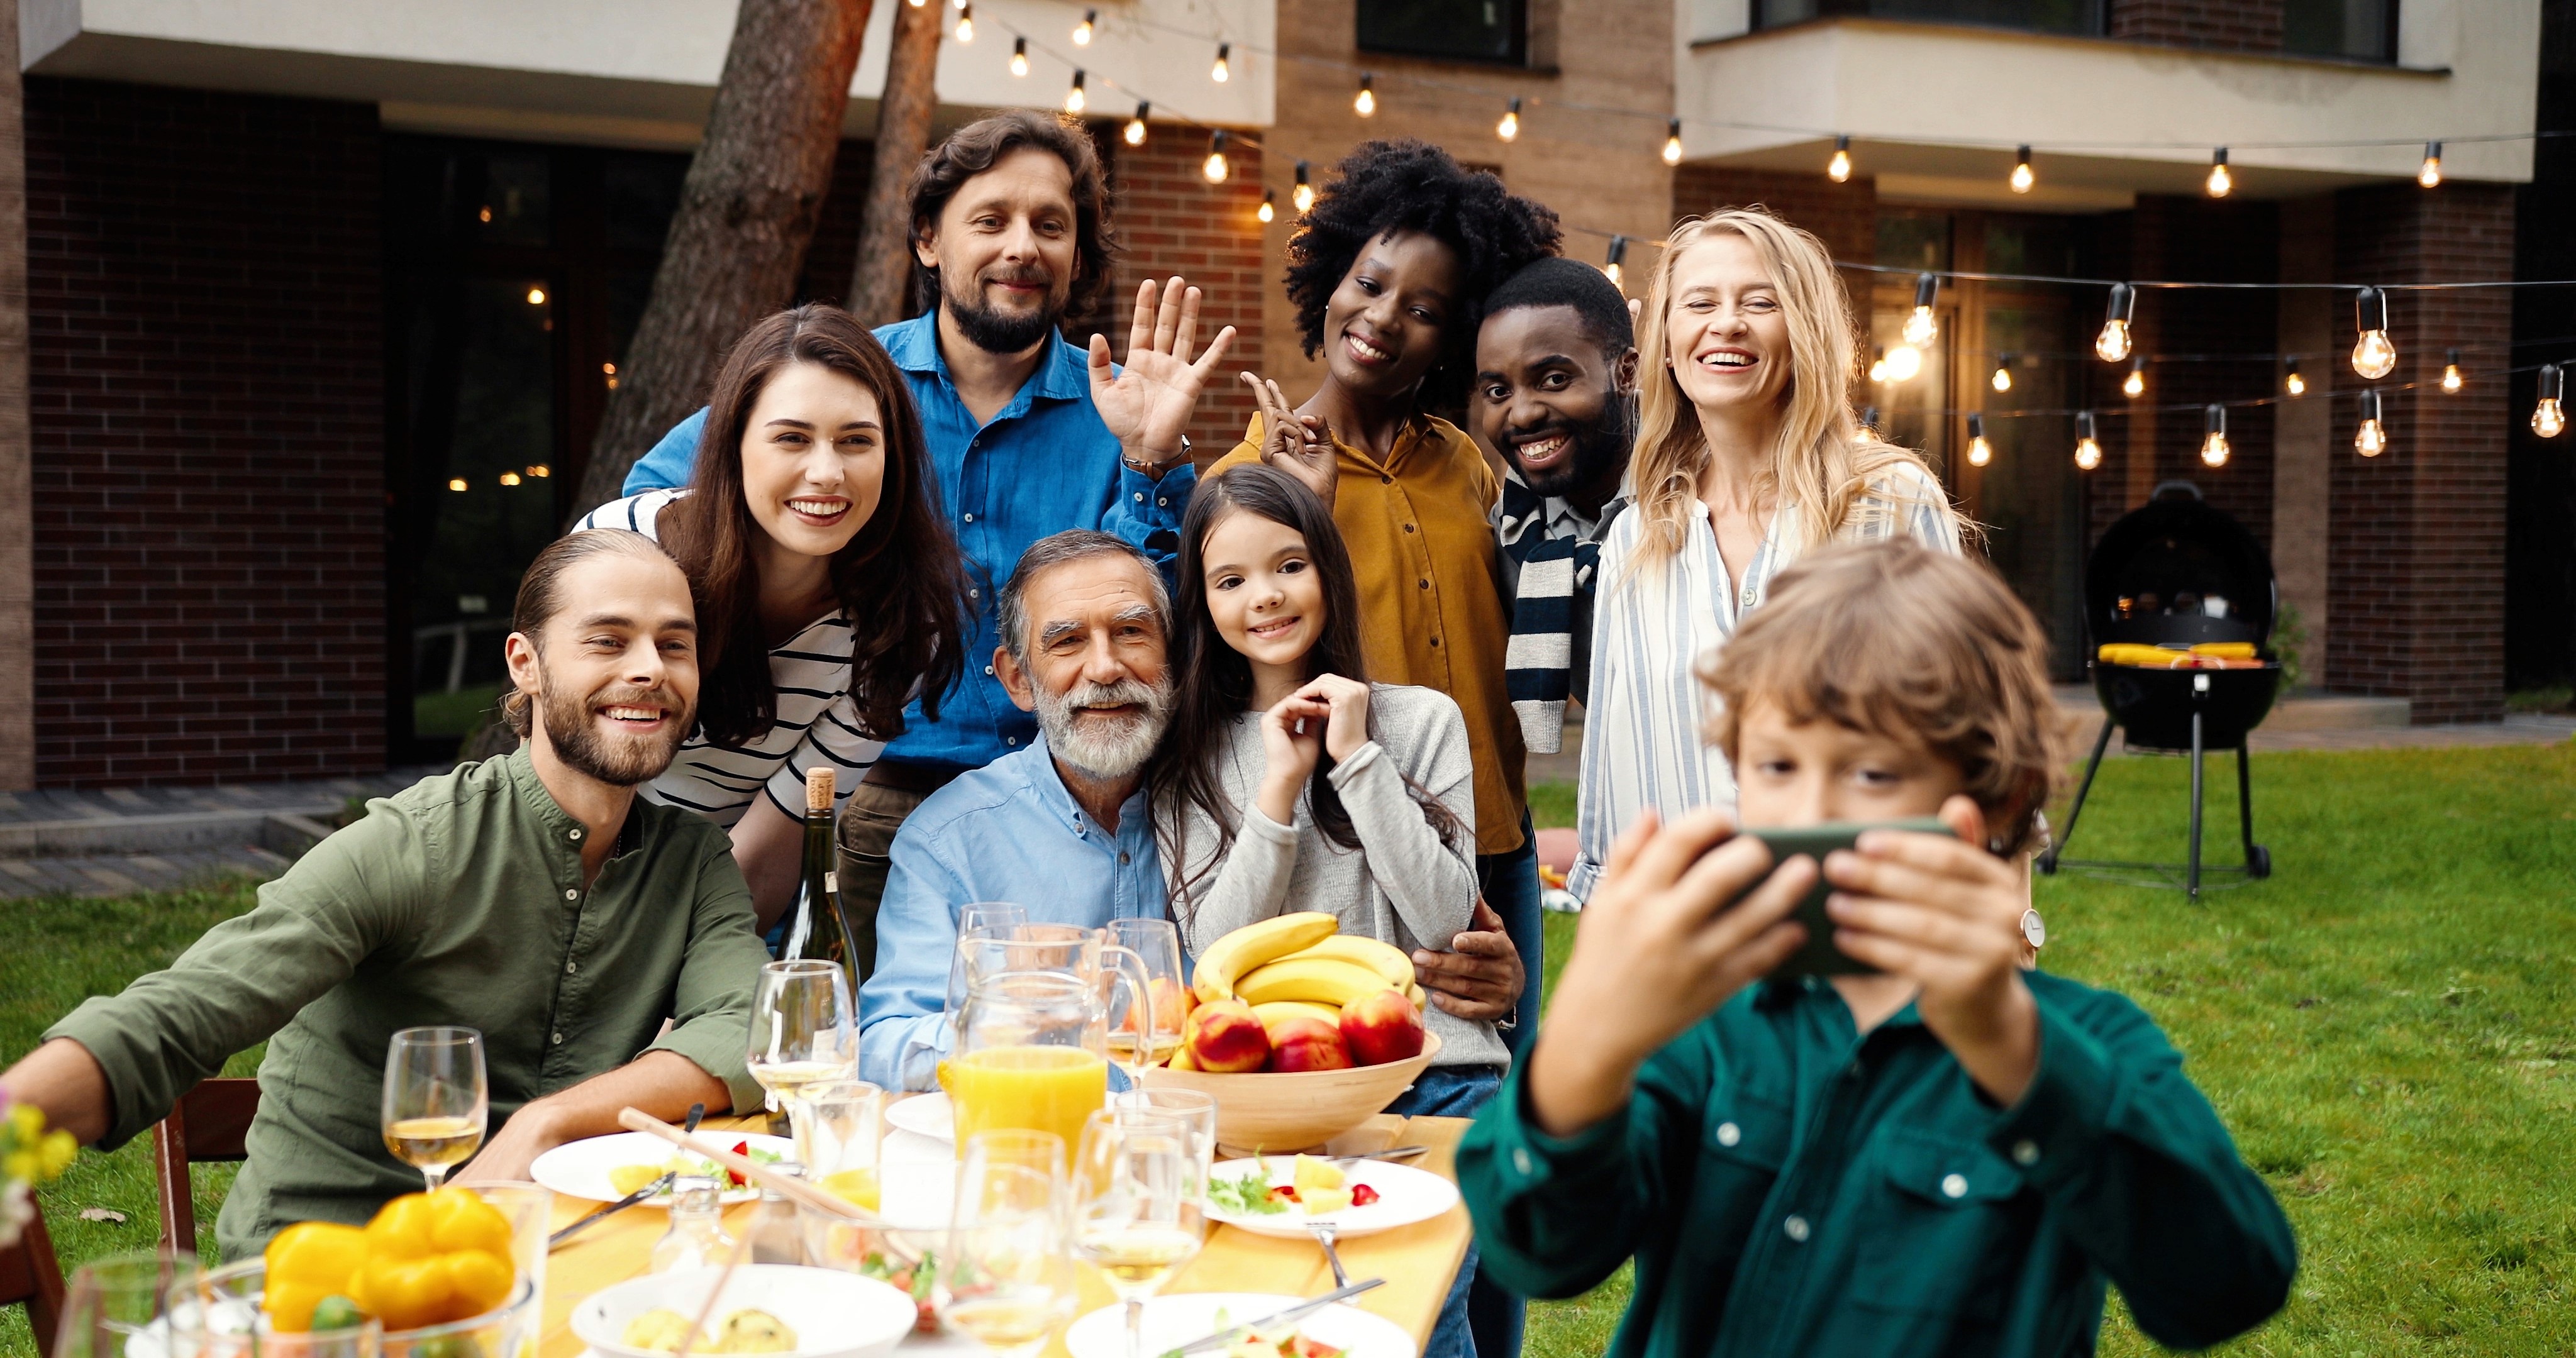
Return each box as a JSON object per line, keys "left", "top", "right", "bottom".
{"left": 857, "top": 531, "right": 1180, "bottom": 1090}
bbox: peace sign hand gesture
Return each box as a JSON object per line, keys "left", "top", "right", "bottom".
{"left": 1241, "top": 372, "right": 1338, "bottom": 509}
{"left": 1089, "top": 276, "right": 1237, "bottom": 476}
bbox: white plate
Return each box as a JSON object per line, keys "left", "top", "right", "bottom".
{"left": 531, "top": 1130, "right": 796, "bottom": 1206}
{"left": 1202, "top": 1157, "right": 1460, "bottom": 1240}
{"left": 573, "top": 1264, "right": 917, "bottom": 1358}
{"left": 884, "top": 1092, "right": 955, "bottom": 1142}
{"left": 1065, "top": 1293, "right": 1415, "bottom": 1358}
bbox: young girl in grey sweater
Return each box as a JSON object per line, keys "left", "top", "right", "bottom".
{"left": 1152, "top": 465, "right": 1509, "bottom": 1077}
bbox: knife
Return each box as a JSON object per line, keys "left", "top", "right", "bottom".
{"left": 1160, "top": 1278, "right": 1385, "bottom": 1357}
{"left": 550, "top": 1101, "right": 704, "bottom": 1249}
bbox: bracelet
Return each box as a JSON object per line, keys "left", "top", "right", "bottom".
{"left": 1123, "top": 434, "right": 1192, "bottom": 475}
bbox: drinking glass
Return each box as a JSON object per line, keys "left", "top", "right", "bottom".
{"left": 450, "top": 1181, "right": 548, "bottom": 1335}
{"left": 380, "top": 1027, "right": 487, "bottom": 1191}
{"left": 1071, "top": 1110, "right": 1204, "bottom": 1358}
{"left": 942, "top": 1130, "right": 1075, "bottom": 1358}
{"left": 53, "top": 1252, "right": 204, "bottom": 1358}
{"left": 748, "top": 959, "right": 857, "bottom": 1125}
{"left": 1113, "top": 1088, "right": 1218, "bottom": 1197}
{"left": 947, "top": 904, "right": 1031, "bottom": 1013}
{"left": 1104, "top": 919, "right": 1186, "bottom": 1085}
{"left": 792, "top": 1078, "right": 886, "bottom": 1212}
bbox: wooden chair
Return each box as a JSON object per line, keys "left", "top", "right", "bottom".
{"left": 152, "top": 1079, "right": 260, "bottom": 1257}
{"left": 0, "top": 1196, "right": 68, "bottom": 1354}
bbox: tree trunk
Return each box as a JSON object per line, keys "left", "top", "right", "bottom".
{"left": 572, "top": 0, "right": 873, "bottom": 519}
{"left": 847, "top": 0, "right": 944, "bottom": 328}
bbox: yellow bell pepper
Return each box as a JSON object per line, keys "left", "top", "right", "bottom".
{"left": 348, "top": 1189, "right": 518, "bottom": 1330}
{"left": 263, "top": 1222, "right": 369, "bottom": 1332}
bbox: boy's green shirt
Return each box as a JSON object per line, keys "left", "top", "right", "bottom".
{"left": 1458, "top": 971, "right": 2296, "bottom": 1356}
{"left": 45, "top": 746, "right": 772, "bottom": 1259}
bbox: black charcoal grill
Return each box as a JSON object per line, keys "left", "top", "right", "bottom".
{"left": 2039, "top": 482, "right": 2280, "bottom": 897}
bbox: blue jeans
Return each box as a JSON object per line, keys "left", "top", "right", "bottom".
{"left": 1475, "top": 814, "right": 1544, "bottom": 1061}
{"left": 1386, "top": 1066, "right": 1521, "bottom": 1358}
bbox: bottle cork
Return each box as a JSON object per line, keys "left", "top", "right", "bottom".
{"left": 805, "top": 766, "right": 835, "bottom": 813}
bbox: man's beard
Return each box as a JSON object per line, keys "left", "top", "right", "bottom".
{"left": 1513, "top": 394, "right": 1633, "bottom": 500}
{"left": 537, "top": 670, "right": 692, "bottom": 788}
{"left": 1032, "top": 674, "right": 1172, "bottom": 782}
{"left": 943, "top": 264, "right": 1070, "bottom": 355}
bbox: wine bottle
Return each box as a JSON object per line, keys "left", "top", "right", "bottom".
{"left": 779, "top": 767, "right": 855, "bottom": 983}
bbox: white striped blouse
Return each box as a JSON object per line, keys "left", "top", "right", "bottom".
{"left": 1568, "top": 462, "right": 1962, "bottom": 900}
{"left": 572, "top": 490, "right": 880, "bottom": 826}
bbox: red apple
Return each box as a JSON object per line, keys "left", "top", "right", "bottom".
{"left": 1183, "top": 998, "right": 1269, "bottom": 1073}
{"left": 1264, "top": 1016, "right": 1354, "bottom": 1072}
{"left": 1340, "top": 988, "right": 1426, "bottom": 1066}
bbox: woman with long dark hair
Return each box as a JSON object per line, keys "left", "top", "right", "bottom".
{"left": 576, "top": 304, "right": 969, "bottom": 925}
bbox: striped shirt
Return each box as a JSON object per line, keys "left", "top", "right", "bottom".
{"left": 1568, "top": 463, "right": 1960, "bottom": 899}
{"left": 572, "top": 489, "right": 879, "bottom": 826}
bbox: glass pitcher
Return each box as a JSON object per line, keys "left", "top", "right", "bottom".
{"left": 946, "top": 930, "right": 1151, "bottom": 1156}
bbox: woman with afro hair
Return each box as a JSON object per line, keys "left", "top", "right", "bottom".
{"left": 1209, "top": 138, "right": 1558, "bottom": 1358}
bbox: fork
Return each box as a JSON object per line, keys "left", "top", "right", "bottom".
{"left": 1307, "top": 1220, "right": 1350, "bottom": 1288}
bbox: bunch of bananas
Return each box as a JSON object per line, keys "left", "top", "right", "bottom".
{"left": 1191, "top": 912, "right": 1428, "bottom": 1012}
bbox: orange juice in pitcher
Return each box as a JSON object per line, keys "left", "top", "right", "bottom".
{"left": 941, "top": 1044, "right": 1108, "bottom": 1152}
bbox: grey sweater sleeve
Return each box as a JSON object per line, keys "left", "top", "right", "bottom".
{"left": 1327, "top": 690, "right": 1479, "bottom": 947}
{"left": 1176, "top": 801, "right": 1301, "bottom": 957}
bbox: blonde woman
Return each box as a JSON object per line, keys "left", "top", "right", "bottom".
{"left": 1568, "top": 208, "right": 1965, "bottom": 900}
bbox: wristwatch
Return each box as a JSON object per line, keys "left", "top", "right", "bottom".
{"left": 1123, "top": 435, "right": 1192, "bottom": 475}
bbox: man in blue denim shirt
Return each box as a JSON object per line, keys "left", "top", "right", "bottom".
{"left": 622, "top": 113, "right": 1231, "bottom": 974}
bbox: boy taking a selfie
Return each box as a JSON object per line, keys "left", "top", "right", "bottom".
{"left": 1458, "top": 539, "right": 2295, "bottom": 1355}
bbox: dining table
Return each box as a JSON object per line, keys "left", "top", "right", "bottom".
{"left": 536, "top": 1102, "right": 1477, "bottom": 1358}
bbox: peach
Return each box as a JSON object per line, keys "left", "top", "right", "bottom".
{"left": 1339, "top": 988, "right": 1425, "bottom": 1067}
{"left": 1183, "top": 998, "right": 1270, "bottom": 1073}
{"left": 1265, "top": 1016, "right": 1354, "bottom": 1073}
{"left": 1123, "top": 977, "right": 1191, "bottom": 1036}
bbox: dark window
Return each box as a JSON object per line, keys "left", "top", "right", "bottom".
{"left": 1358, "top": 0, "right": 1527, "bottom": 65}
{"left": 1756, "top": 0, "right": 2102, "bottom": 36}
{"left": 2282, "top": 0, "right": 2395, "bottom": 61}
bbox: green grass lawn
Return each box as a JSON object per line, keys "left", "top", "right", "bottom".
{"left": 6, "top": 742, "right": 2572, "bottom": 1357}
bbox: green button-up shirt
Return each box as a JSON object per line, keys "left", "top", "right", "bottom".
{"left": 47, "top": 748, "right": 771, "bottom": 1259}
{"left": 1458, "top": 971, "right": 2296, "bottom": 1357}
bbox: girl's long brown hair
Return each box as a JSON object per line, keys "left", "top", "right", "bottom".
{"left": 660, "top": 305, "right": 970, "bottom": 749}
{"left": 1153, "top": 465, "right": 1463, "bottom": 916}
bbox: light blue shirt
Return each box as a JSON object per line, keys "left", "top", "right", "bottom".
{"left": 855, "top": 735, "right": 1168, "bottom": 1091}
{"left": 621, "top": 314, "right": 1193, "bottom": 772}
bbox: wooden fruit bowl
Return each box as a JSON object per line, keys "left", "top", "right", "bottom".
{"left": 1135, "top": 1032, "right": 1442, "bottom": 1152}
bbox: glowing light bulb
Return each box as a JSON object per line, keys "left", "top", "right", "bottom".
{"left": 2074, "top": 411, "right": 2102, "bottom": 471}
{"left": 447, "top": 477, "right": 468, "bottom": 492}
{"left": 2419, "top": 141, "right": 2442, "bottom": 189}
{"left": 526, "top": 287, "right": 546, "bottom": 305}
{"left": 499, "top": 470, "right": 521, "bottom": 486}
{"left": 2010, "top": 145, "right": 2034, "bottom": 194}
{"left": 2285, "top": 357, "right": 2306, "bottom": 397}
{"left": 1965, "top": 414, "right": 1992, "bottom": 468}
{"left": 1257, "top": 190, "right": 1274, "bottom": 224}
{"left": 1883, "top": 343, "right": 1922, "bottom": 383}
{"left": 1211, "top": 43, "right": 1230, "bottom": 82}
{"left": 1991, "top": 356, "right": 2013, "bottom": 394}
{"left": 2206, "top": 148, "right": 2231, "bottom": 197}
{"left": 1827, "top": 134, "right": 1852, "bottom": 184}
{"left": 1663, "top": 119, "right": 1684, "bottom": 167}
{"left": 1603, "top": 236, "right": 1628, "bottom": 292}
{"left": 527, "top": 464, "right": 549, "bottom": 477}
{"left": 1292, "top": 160, "right": 1314, "bottom": 213}
{"left": 1496, "top": 97, "right": 1520, "bottom": 143}
{"left": 2356, "top": 389, "right": 2387, "bottom": 456}
{"left": 953, "top": 4, "right": 973, "bottom": 41}
{"left": 2123, "top": 358, "right": 2146, "bottom": 398}
{"left": 1868, "top": 348, "right": 1888, "bottom": 384}
{"left": 2350, "top": 287, "right": 2396, "bottom": 380}
{"left": 1063, "top": 70, "right": 1084, "bottom": 113}
{"left": 2095, "top": 284, "right": 2134, "bottom": 362}
{"left": 1202, "top": 130, "right": 1229, "bottom": 184}
{"left": 1900, "top": 273, "right": 1938, "bottom": 348}
{"left": 1124, "top": 102, "right": 1149, "bottom": 146}
{"left": 2537, "top": 365, "right": 2566, "bottom": 438}
{"left": 1353, "top": 73, "right": 1374, "bottom": 116}
{"left": 2200, "top": 404, "right": 2231, "bottom": 468}
{"left": 1009, "top": 37, "right": 1028, "bottom": 75}
{"left": 1072, "top": 7, "right": 1095, "bottom": 44}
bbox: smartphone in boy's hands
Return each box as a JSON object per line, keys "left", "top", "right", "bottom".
{"left": 1727, "top": 818, "right": 1957, "bottom": 977}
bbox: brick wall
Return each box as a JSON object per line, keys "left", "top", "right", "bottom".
{"left": 2109, "top": 0, "right": 2283, "bottom": 50}
{"left": 1104, "top": 128, "right": 1266, "bottom": 456}
{"left": 2328, "top": 182, "right": 2515, "bottom": 723}
{"left": 27, "top": 77, "right": 384, "bottom": 785}
{"left": 1672, "top": 165, "right": 1877, "bottom": 267}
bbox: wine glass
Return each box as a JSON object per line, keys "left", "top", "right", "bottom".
{"left": 1104, "top": 919, "right": 1185, "bottom": 1084}
{"left": 948, "top": 903, "right": 1032, "bottom": 1014}
{"left": 942, "top": 1129, "right": 1075, "bottom": 1358}
{"left": 381, "top": 1027, "right": 487, "bottom": 1191}
{"left": 1071, "top": 1109, "right": 1204, "bottom": 1358}
{"left": 748, "top": 959, "right": 857, "bottom": 1125}
{"left": 53, "top": 1252, "right": 206, "bottom": 1358}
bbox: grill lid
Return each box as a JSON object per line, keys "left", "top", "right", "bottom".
{"left": 2086, "top": 481, "right": 2276, "bottom": 648}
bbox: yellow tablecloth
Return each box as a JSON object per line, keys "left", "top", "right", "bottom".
{"left": 538, "top": 1112, "right": 1474, "bottom": 1357}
